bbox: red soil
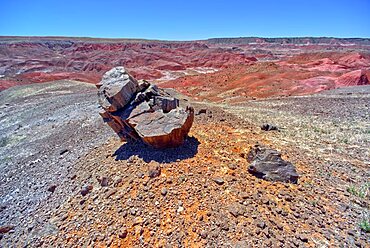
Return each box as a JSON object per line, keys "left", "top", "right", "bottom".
{"left": 160, "top": 52, "right": 370, "bottom": 101}
{"left": 0, "top": 41, "right": 255, "bottom": 89}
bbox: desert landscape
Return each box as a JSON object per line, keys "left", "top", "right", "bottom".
{"left": 0, "top": 36, "right": 369, "bottom": 248}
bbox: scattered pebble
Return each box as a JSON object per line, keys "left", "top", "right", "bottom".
{"left": 161, "top": 188, "right": 168, "bottom": 196}
{"left": 47, "top": 185, "right": 57, "bottom": 193}
{"left": 213, "top": 177, "right": 224, "bottom": 185}
{"left": 80, "top": 185, "right": 93, "bottom": 196}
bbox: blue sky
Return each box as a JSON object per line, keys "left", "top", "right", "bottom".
{"left": 1, "top": 0, "right": 369, "bottom": 40}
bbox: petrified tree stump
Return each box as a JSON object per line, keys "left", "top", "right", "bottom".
{"left": 97, "top": 67, "right": 194, "bottom": 148}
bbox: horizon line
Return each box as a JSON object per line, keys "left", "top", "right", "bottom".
{"left": 1, "top": 35, "right": 370, "bottom": 42}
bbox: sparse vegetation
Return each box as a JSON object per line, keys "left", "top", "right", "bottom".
{"left": 359, "top": 219, "right": 370, "bottom": 233}
{"left": 347, "top": 183, "right": 369, "bottom": 198}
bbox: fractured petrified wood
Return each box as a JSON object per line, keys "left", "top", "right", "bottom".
{"left": 98, "top": 67, "right": 139, "bottom": 112}
{"left": 128, "top": 107, "right": 194, "bottom": 148}
{"left": 97, "top": 66, "right": 194, "bottom": 148}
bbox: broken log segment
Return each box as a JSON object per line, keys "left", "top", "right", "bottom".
{"left": 97, "top": 67, "right": 194, "bottom": 148}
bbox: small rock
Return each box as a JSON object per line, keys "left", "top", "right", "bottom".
{"left": 136, "top": 172, "right": 144, "bottom": 178}
{"left": 118, "top": 229, "right": 128, "bottom": 238}
{"left": 105, "top": 189, "right": 117, "bottom": 199}
{"left": 155, "top": 219, "right": 161, "bottom": 226}
{"left": 347, "top": 230, "right": 356, "bottom": 236}
{"left": 240, "top": 192, "right": 249, "bottom": 199}
{"left": 0, "top": 205, "right": 7, "bottom": 212}
{"left": 130, "top": 208, "right": 137, "bottom": 216}
{"left": 177, "top": 206, "right": 185, "bottom": 213}
{"left": 228, "top": 164, "right": 237, "bottom": 170}
{"left": 59, "top": 149, "right": 69, "bottom": 155}
{"left": 256, "top": 221, "right": 266, "bottom": 229}
{"left": 148, "top": 162, "right": 161, "bottom": 178}
{"left": 47, "top": 185, "right": 57, "bottom": 193}
{"left": 261, "top": 123, "right": 278, "bottom": 131}
{"left": 113, "top": 177, "right": 123, "bottom": 187}
{"left": 60, "top": 213, "right": 68, "bottom": 221}
{"left": 0, "top": 225, "right": 15, "bottom": 234}
{"left": 297, "top": 234, "right": 309, "bottom": 242}
{"left": 247, "top": 145, "right": 299, "bottom": 183}
{"left": 200, "top": 230, "right": 208, "bottom": 239}
{"left": 213, "top": 177, "right": 224, "bottom": 185}
{"left": 98, "top": 176, "right": 109, "bottom": 187}
{"left": 106, "top": 238, "right": 113, "bottom": 246}
{"left": 81, "top": 185, "right": 93, "bottom": 196}
{"left": 196, "top": 109, "right": 207, "bottom": 115}
{"left": 228, "top": 203, "right": 245, "bottom": 217}
{"left": 161, "top": 188, "right": 168, "bottom": 196}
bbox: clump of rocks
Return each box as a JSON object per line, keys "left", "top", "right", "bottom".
{"left": 97, "top": 67, "right": 194, "bottom": 148}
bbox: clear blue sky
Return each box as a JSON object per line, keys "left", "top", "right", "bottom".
{"left": 1, "top": 0, "right": 369, "bottom": 40}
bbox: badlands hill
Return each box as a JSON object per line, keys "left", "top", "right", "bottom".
{"left": 1, "top": 36, "right": 369, "bottom": 97}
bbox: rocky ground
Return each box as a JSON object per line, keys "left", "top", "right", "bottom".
{"left": 0, "top": 82, "right": 369, "bottom": 247}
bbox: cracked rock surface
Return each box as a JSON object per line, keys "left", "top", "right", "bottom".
{"left": 97, "top": 67, "right": 194, "bottom": 149}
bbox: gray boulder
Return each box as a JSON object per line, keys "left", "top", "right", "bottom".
{"left": 247, "top": 145, "right": 299, "bottom": 183}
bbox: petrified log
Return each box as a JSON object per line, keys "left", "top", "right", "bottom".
{"left": 128, "top": 107, "right": 194, "bottom": 148}
{"left": 98, "top": 67, "right": 139, "bottom": 112}
{"left": 97, "top": 66, "right": 194, "bottom": 148}
{"left": 247, "top": 145, "right": 299, "bottom": 183}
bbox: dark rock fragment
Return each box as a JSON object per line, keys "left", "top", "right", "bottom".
{"left": 0, "top": 225, "right": 15, "bottom": 234}
{"left": 196, "top": 108, "right": 207, "bottom": 115}
{"left": 119, "top": 229, "right": 128, "bottom": 239}
{"left": 81, "top": 185, "right": 93, "bottom": 196}
{"left": 297, "top": 234, "right": 309, "bottom": 242}
{"left": 59, "top": 149, "right": 68, "bottom": 155}
{"left": 256, "top": 220, "right": 266, "bottom": 229}
{"left": 98, "top": 176, "right": 109, "bottom": 187}
{"left": 261, "top": 123, "right": 278, "bottom": 131}
{"left": 161, "top": 188, "right": 168, "bottom": 196}
{"left": 247, "top": 145, "right": 299, "bottom": 183}
{"left": 47, "top": 185, "right": 57, "bottom": 193}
